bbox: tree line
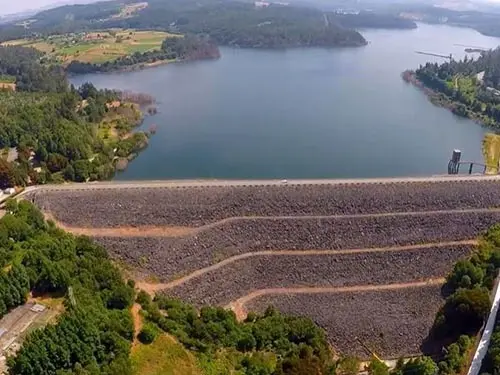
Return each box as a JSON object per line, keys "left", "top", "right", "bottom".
{"left": 66, "top": 34, "right": 220, "bottom": 74}
{"left": 137, "top": 291, "right": 335, "bottom": 375}
{"left": 413, "top": 48, "right": 500, "bottom": 127}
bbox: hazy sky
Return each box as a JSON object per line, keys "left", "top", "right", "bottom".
{"left": 1, "top": 0, "right": 57, "bottom": 15}
{"left": 0, "top": 0, "right": 100, "bottom": 15}
{"left": 2, "top": 0, "right": 500, "bottom": 16}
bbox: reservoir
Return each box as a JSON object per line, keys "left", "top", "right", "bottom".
{"left": 70, "top": 23, "right": 500, "bottom": 179}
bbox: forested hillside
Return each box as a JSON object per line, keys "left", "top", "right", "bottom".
{"left": 335, "top": 11, "right": 416, "bottom": 30}
{"left": 0, "top": 0, "right": 368, "bottom": 49}
{"left": 0, "top": 46, "right": 66, "bottom": 92}
{"left": 0, "top": 45, "right": 150, "bottom": 187}
{"left": 405, "top": 48, "right": 500, "bottom": 128}
{"left": 0, "top": 200, "right": 135, "bottom": 375}
{"left": 393, "top": 5, "right": 500, "bottom": 38}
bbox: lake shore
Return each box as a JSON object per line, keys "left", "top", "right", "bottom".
{"left": 401, "top": 70, "right": 493, "bottom": 129}
{"left": 70, "top": 25, "right": 500, "bottom": 180}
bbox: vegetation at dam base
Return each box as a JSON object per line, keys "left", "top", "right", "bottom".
{"left": 1, "top": 195, "right": 500, "bottom": 374}
{"left": 0, "top": 44, "right": 155, "bottom": 187}
{"left": 402, "top": 47, "right": 500, "bottom": 131}
{"left": 127, "top": 223, "right": 500, "bottom": 375}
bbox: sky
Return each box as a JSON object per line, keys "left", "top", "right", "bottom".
{"left": 2, "top": 0, "right": 500, "bottom": 16}
{"left": 0, "top": 0, "right": 100, "bottom": 16}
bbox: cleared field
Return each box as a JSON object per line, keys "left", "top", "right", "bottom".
{"left": 32, "top": 180, "right": 500, "bottom": 227}
{"left": 483, "top": 133, "right": 500, "bottom": 174}
{"left": 0, "top": 83, "right": 15, "bottom": 91}
{"left": 131, "top": 334, "right": 202, "bottom": 375}
{"left": 95, "top": 211, "right": 496, "bottom": 281}
{"left": 161, "top": 245, "right": 470, "bottom": 306}
{"left": 245, "top": 285, "right": 445, "bottom": 359}
{"left": 2, "top": 29, "right": 176, "bottom": 65}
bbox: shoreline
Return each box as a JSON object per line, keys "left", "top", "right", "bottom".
{"left": 68, "top": 54, "right": 221, "bottom": 77}
{"left": 401, "top": 70, "right": 493, "bottom": 129}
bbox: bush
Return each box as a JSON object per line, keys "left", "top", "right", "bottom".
{"left": 436, "top": 287, "right": 490, "bottom": 336}
{"left": 138, "top": 323, "right": 158, "bottom": 344}
{"left": 447, "top": 260, "right": 484, "bottom": 289}
{"left": 393, "top": 356, "right": 437, "bottom": 375}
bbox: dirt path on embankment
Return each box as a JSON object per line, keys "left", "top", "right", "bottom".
{"left": 227, "top": 278, "right": 447, "bottom": 321}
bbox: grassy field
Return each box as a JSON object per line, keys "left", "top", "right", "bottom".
{"left": 131, "top": 334, "right": 202, "bottom": 375}
{"left": 2, "top": 29, "right": 179, "bottom": 65}
{"left": 0, "top": 75, "right": 16, "bottom": 91}
{"left": 96, "top": 101, "right": 142, "bottom": 144}
{"left": 483, "top": 133, "right": 500, "bottom": 174}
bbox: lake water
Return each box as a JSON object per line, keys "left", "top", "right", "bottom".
{"left": 71, "top": 23, "right": 500, "bottom": 180}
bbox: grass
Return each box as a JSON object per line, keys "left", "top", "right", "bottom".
{"left": 197, "top": 349, "right": 277, "bottom": 375}
{"left": 131, "top": 334, "right": 203, "bottom": 375}
{"left": 0, "top": 75, "right": 15, "bottom": 83}
{"left": 2, "top": 29, "right": 181, "bottom": 65}
{"left": 197, "top": 350, "right": 245, "bottom": 375}
{"left": 482, "top": 133, "right": 500, "bottom": 174}
{"left": 96, "top": 101, "right": 142, "bottom": 145}
{"left": 456, "top": 76, "right": 478, "bottom": 103}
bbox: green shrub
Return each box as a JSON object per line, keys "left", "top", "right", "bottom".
{"left": 138, "top": 323, "right": 158, "bottom": 344}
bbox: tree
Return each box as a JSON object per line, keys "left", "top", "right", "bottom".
{"left": 447, "top": 260, "right": 484, "bottom": 289}
{"left": 63, "top": 164, "right": 75, "bottom": 181}
{"left": 46, "top": 153, "right": 69, "bottom": 173}
{"left": 0, "top": 159, "right": 16, "bottom": 189}
{"left": 337, "top": 356, "right": 361, "bottom": 375}
{"left": 107, "top": 285, "right": 134, "bottom": 310}
{"left": 437, "top": 287, "right": 491, "bottom": 336}
{"left": 138, "top": 324, "right": 158, "bottom": 344}
{"left": 367, "top": 359, "right": 389, "bottom": 375}
{"left": 72, "top": 160, "right": 91, "bottom": 182}
{"left": 393, "top": 357, "right": 437, "bottom": 375}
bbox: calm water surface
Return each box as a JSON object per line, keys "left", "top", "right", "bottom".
{"left": 71, "top": 23, "right": 500, "bottom": 179}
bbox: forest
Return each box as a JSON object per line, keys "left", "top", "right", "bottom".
{"left": 408, "top": 48, "right": 500, "bottom": 128}
{"left": 66, "top": 34, "right": 220, "bottom": 74}
{"left": 334, "top": 11, "right": 416, "bottom": 30}
{"left": 0, "top": 200, "right": 135, "bottom": 375}
{"left": 388, "top": 4, "right": 500, "bottom": 38}
{"left": 0, "top": 45, "right": 150, "bottom": 187}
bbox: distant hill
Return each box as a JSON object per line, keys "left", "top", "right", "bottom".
{"left": 0, "top": 0, "right": 370, "bottom": 49}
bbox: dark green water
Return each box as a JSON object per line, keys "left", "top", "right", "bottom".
{"left": 70, "top": 23, "right": 500, "bottom": 180}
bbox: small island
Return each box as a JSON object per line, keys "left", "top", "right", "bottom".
{"left": 403, "top": 47, "right": 500, "bottom": 129}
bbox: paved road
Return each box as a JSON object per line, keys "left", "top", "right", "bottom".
{"left": 17, "top": 174, "right": 500, "bottom": 193}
